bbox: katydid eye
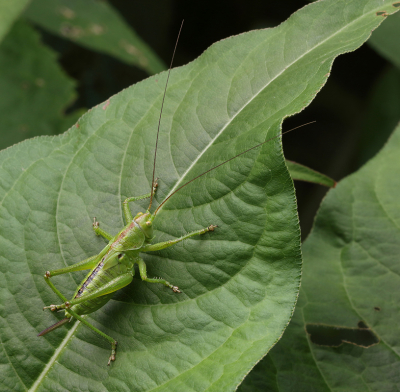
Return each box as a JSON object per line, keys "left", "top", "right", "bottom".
{"left": 146, "top": 221, "right": 152, "bottom": 227}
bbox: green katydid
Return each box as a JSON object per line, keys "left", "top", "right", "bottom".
{"left": 38, "top": 23, "right": 313, "bottom": 366}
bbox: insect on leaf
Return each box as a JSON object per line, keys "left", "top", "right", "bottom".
{"left": 1, "top": 0, "right": 397, "bottom": 390}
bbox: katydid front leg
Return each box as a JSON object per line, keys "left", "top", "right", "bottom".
{"left": 123, "top": 180, "right": 158, "bottom": 223}
{"left": 93, "top": 218, "right": 113, "bottom": 240}
{"left": 93, "top": 181, "right": 158, "bottom": 238}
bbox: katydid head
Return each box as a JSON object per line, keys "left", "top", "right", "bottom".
{"left": 134, "top": 211, "right": 155, "bottom": 239}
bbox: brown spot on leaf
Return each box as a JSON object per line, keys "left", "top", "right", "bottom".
{"left": 121, "top": 40, "right": 139, "bottom": 56}
{"left": 59, "top": 6, "right": 75, "bottom": 19}
{"left": 60, "top": 24, "right": 84, "bottom": 39}
{"left": 89, "top": 24, "right": 105, "bottom": 35}
{"left": 35, "top": 78, "right": 45, "bottom": 87}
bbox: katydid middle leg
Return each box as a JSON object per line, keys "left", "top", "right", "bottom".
{"left": 138, "top": 224, "right": 217, "bottom": 292}
{"left": 141, "top": 225, "right": 217, "bottom": 253}
{"left": 136, "top": 257, "right": 181, "bottom": 292}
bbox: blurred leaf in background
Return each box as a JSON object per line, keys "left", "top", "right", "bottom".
{"left": 24, "top": 0, "right": 166, "bottom": 75}
{"left": 240, "top": 120, "right": 400, "bottom": 392}
{"left": 0, "top": 0, "right": 169, "bottom": 153}
{"left": 0, "top": 20, "right": 79, "bottom": 151}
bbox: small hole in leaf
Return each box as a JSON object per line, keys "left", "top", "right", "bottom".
{"left": 393, "top": 2, "right": 400, "bottom": 8}
{"left": 374, "top": 306, "right": 381, "bottom": 311}
{"left": 306, "top": 322, "right": 379, "bottom": 348}
{"left": 376, "top": 11, "right": 388, "bottom": 16}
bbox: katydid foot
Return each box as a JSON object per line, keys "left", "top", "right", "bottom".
{"left": 43, "top": 302, "right": 70, "bottom": 311}
{"left": 108, "top": 341, "right": 117, "bottom": 366}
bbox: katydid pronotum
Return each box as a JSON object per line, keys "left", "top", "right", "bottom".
{"left": 38, "top": 23, "right": 313, "bottom": 366}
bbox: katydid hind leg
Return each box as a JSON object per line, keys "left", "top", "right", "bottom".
{"left": 43, "top": 273, "right": 69, "bottom": 306}
{"left": 65, "top": 308, "right": 118, "bottom": 366}
{"left": 42, "top": 253, "right": 106, "bottom": 308}
{"left": 37, "top": 317, "right": 70, "bottom": 337}
{"left": 44, "top": 272, "right": 134, "bottom": 311}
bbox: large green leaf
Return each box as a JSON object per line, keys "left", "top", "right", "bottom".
{"left": 0, "top": 1, "right": 398, "bottom": 391}
{"left": 0, "top": 20, "right": 78, "bottom": 151}
{"left": 0, "top": 0, "right": 30, "bottom": 42}
{"left": 25, "top": 0, "right": 166, "bottom": 75}
{"left": 239, "top": 100, "right": 400, "bottom": 391}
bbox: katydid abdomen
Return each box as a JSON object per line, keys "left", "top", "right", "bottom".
{"left": 70, "top": 253, "right": 131, "bottom": 316}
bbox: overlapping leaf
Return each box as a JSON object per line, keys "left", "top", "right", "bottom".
{"left": 240, "top": 121, "right": 400, "bottom": 392}
{"left": 25, "top": 0, "right": 165, "bottom": 74}
{"left": 0, "top": 20, "right": 77, "bottom": 151}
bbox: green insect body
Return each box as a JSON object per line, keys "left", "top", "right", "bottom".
{"left": 39, "top": 183, "right": 216, "bottom": 365}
